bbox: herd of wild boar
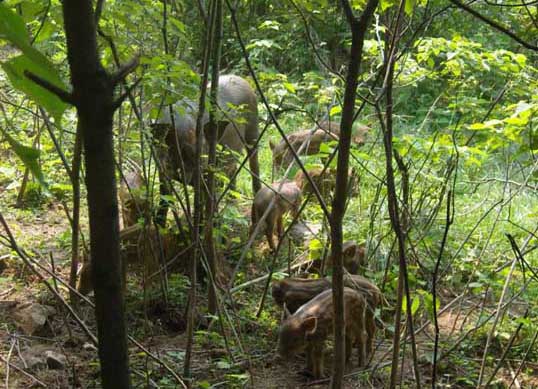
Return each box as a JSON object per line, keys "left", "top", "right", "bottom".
{"left": 77, "top": 75, "right": 384, "bottom": 378}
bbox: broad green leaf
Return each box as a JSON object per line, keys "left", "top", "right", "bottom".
{"left": 0, "top": 3, "right": 30, "bottom": 53}
{"left": 468, "top": 123, "right": 487, "bottom": 130}
{"left": 309, "top": 238, "right": 323, "bottom": 250}
{"left": 0, "top": 4, "right": 55, "bottom": 72}
{"left": 0, "top": 129, "right": 46, "bottom": 189}
{"left": 504, "top": 116, "right": 528, "bottom": 126}
{"left": 405, "top": 0, "right": 416, "bottom": 15}
{"left": 411, "top": 296, "right": 420, "bottom": 315}
{"left": 283, "top": 82, "right": 296, "bottom": 94}
{"left": 2, "top": 55, "right": 68, "bottom": 122}
{"left": 330, "top": 105, "right": 342, "bottom": 116}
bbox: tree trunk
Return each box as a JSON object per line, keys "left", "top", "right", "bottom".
{"left": 330, "top": 1, "right": 378, "bottom": 387}
{"left": 62, "top": 1, "right": 131, "bottom": 387}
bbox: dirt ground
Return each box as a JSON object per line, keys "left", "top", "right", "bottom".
{"left": 1, "top": 203, "right": 536, "bottom": 388}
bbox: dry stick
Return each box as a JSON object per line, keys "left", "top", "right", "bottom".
{"left": 439, "top": 275, "right": 533, "bottom": 363}
{"left": 127, "top": 337, "right": 187, "bottom": 389}
{"left": 484, "top": 312, "right": 526, "bottom": 387}
{"left": 50, "top": 252, "right": 75, "bottom": 342}
{"left": 0, "top": 354, "right": 46, "bottom": 388}
{"left": 69, "top": 127, "right": 82, "bottom": 305}
{"left": 184, "top": 0, "right": 216, "bottom": 382}
{"left": 509, "top": 329, "right": 538, "bottom": 388}
{"left": 476, "top": 242, "right": 519, "bottom": 387}
{"left": 4, "top": 338, "right": 14, "bottom": 389}
{"left": 205, "top": 0, "right": 223, "bottom": 316}
{"left": 38, "top": 109, "right": 87, "bottom": 297}
{"left": 431, "top": 190, "right": 454, "bottom": 388}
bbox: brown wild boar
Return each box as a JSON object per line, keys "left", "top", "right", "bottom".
{"left": 270, "top": 121, "right": 340, "bottom": 171}
{"left": 309, "top": 241, "right": 366, "bottom": 275}
{"left": 270, "top": 120, "right": 369, "bottom": 171}
{"left": 250, "top": 180, "right": 302, "bottom": 251}
{"left": 294, "top": 167, "right": 333, "bottom": 197}
{"left": 273, "top": 273, "right": 382, "bottom": 358}
{"left": 278, "top": 287, "right": 367, "bottom": 378}
{"left": 325, "top": 241, "right": 366, "bottom": 275}
{"left": 272, "top": 277, "right": 331, "bottom": 314}
{"left": 152, "top": 75, "right": 260, "bottom": 195}
{"left": 77, "top": 224, "right": 178, "bottom": 295}
{"left": 118, "top": 167, "right": 149, "bottom": 228}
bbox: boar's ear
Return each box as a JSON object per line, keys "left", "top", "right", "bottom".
{"left": 269, "top": 140, "right": 276, "bottom": 151}
{"left": 283, "top": 303, "right": 292, "bottom": 319}
{"left": 302, "top": 316, "right": 318, "bottom": 336}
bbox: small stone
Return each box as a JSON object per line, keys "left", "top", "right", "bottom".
{"left": 82, "top": 342, "right": 97, "bottom": 352}
{"left": 13, "top": 303, "right": 56, "bottom": 335}
{"left": 44, "top": 350, "right": 66, "bottom": 370}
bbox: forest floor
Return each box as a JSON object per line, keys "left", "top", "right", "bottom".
{"left": 1, "top": 201, "right": 537, "bottom": 388}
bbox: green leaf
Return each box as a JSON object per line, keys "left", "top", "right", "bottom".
{"left": 0, "top": 4, "right": 56, "bottom": 72}
{"left": 0, "top": 129, "right": 46, "bottom": 189}
{"left": 283, "top": 82, "right": 296, "bottom": 94}
{"left": 411, "top": 296, "right": 420, "bottom": 315}
{"left": 405, "top": 0, "right": 416, "bottom": 15}
{"left": 330, "top": 105, "right": 342, "bottom": 116}
{"left": 2, "top": 55, "right": 68, "bottom": 122}
{"left": 0, "top": 3, "right": 30, "bottom": 53}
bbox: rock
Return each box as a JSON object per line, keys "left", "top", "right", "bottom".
{"left": 22, "top": 346, "right": 67, "bottom": 371}
{"left": 82, "top": 342, "right": 97, "bottom": 352}
{"left": 12, "top": 303, "right": 56, "bottom": 336}
{"left": 290, "top": 221, "right": 321, "bottom": 242}
{"left": 44, "top": 350, "right": 66, "bottom": 370}
{"left": 23, "top": 353, "right": 47, "bottom": 371}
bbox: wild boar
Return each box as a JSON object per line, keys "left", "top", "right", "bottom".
{"left": 77, "top": 225, "right": 178, "bottom": 296}
{"left": 270, "top": 121, "right": 340, "bottom": 172}
{"left": 270, "top": 120, "right": 369, "bottom": 171}
{"left": 152, "top": 75, "right": 261, "bottom": 226}
{"left": 277, "top": 287, "right": 367, "bottom": 378}
{"left": 250, "top": 180, "right": 302, "bottom": 251}
{"left": 118, "top": 166, "right": 149, "bottom": 228}
{"left": 273, "top": 273, "right": 382, "bottom": 359}
{"left": 324, "top": 241, "right": 366, "bottom": 275}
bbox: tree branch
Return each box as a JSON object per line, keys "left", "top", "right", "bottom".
{"left": 447, "top": 0, "right": 538, "bottom": 51}
{"left": 110, "top": 55, "right": 140, "bottom": 86}
{"left": 23, "top": 70, "right": 76, "bottom": 105}
{"left": 112, "top": 77, "right": 142, "bottom": 111}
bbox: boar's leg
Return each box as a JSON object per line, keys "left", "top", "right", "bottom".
{"left": 356, "top": 330, "right": 367, "bottom": 367}
{"left": 306, "top": 341, "right": 324, "bottom": 379}
{"left": 345, "top": 335, "right": 353, "bottom": 365}
{"left": 365, "top": 307, "right": 376, "bottom": 360}
{"left": 265, "top": 215, "right": 276, "bottom": 251}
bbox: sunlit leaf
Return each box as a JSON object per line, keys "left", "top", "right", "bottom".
{"left": 0, "top": 129, "right": 46, "bottom": 189}
{"left": 2, "top": 54, "right": 68, "bottom": 122}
